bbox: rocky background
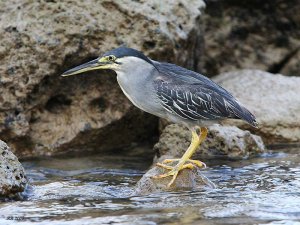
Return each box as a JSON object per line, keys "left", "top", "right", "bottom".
{"left": 201, "top": 0, "right": 300, "bottom": 77}
{"left": 0, "top": 0, "right": 204, "bottom": 157}
{"left": 0, "top": 0, "right": 299, "bottom": 161}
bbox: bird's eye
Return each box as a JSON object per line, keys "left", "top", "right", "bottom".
{"left": 107, "top": 55, "right": 115, "bottom": 61}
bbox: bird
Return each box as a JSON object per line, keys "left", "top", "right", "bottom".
{"left": 62, "top": 47, "right": 258, "bottom": 187}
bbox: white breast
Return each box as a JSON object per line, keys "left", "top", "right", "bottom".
{"left": 115, "top": 57, "right": 165, "bottom": 117}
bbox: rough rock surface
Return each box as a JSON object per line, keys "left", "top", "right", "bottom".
{"left": 201, "top": 0, "right": 300, "bottom": 76}
{"left": 154, "top": 124, "right": 265, "bottom": 163}
{"left": 0, "top": 140, "right": 27, "bottom": 198}
{"left": 0, "top": 0, "right": 205, "bottom": 157}
{"left": 281, "top": 49, "right": 300, "bottom": 76}
{"left": 134, "top": 165, "right": 213, "bottom": 194}
{"left": 214, "top": 70, "right": 300, "bottom": 145}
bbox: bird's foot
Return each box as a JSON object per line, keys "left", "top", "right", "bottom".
{"left": 160, "top": 158, "right": 206, "bottom": 169}
{"left": 152, "top": 159, "right": 206, "bottom": 187}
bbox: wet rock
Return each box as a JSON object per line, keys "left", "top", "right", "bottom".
{"left": 154, "top": 124, "right": 265, "bottom": 163}
{"left": 0, "top": 0, "right": 205, "bottom": 157}
{"left": 134, "top": 165, "right": 212, "bottom": 194}
{"left": 201, "top": 0, "right": 300, "bottom": 76}
{"left": 0, "top": 140, "right": 27, "bottom": 198}
{"left": 214, "top": 70, "right": 300, "bottom": 145}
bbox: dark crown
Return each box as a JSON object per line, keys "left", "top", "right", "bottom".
{"left": 103, "top": 47, "right": 153, "bottom": 64}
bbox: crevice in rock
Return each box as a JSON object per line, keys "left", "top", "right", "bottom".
{"left": 45, "top": 95, "right": 72, "bottom": 114}
{"left": 268, "top": 47, "right": 300, "bottom": 74}
{"left": 56, "top": 107, "right": 160, "bottom": 156}
{"left": 89, "top": 97, "right": 107, "bottom": 113}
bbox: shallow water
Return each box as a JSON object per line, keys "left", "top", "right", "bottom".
{"left": 0, "top": 146, "right": 300, "bottom": 225}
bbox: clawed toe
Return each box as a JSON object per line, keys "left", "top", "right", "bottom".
{"left": 161, "top": 158, "right": 206, "bottom": 169}
{"left": 151, "top": 128, "right": 208, "bottom": 188}
{"left": 156, "top": 162, "right": 173, "bottom": 170}
{"left": 152, "top": 169, "right": 176, "bottom": 179}
{"left": 153, "top": 159, "right": 206, "bottom": 187}
{"left": 152, "top": 166, "right": 179, "bottom": 187}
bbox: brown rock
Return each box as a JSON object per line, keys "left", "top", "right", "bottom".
{"left": 0, "top": 140, "right": 27, "bottom": 198}
{"left": 214, "top": 69, "right": 300, "bottom": 145}
{"left": 0, "top": 0, "right": 205, "bottom": 157}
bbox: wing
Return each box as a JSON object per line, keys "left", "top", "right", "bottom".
{"left": 154, "top": 79, "right": 230, "bottom": 121}
{"left": 153, "top": 63, "right": 257, "bottom": 126}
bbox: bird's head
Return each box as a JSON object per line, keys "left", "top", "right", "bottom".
{"left": 62, "top": 47, "right": 154, "bottom": 77}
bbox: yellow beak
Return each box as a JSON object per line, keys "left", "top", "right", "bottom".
{"left": 61, "top": 58, "right": 113, "bottom": 77}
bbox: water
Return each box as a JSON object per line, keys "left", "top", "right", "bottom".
{"left": 0, "top": 146, "right": 300, "bottom": 225}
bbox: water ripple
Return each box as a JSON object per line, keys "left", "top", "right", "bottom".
{"left": 0, "top": 150, "right": 299, "bottom": 224}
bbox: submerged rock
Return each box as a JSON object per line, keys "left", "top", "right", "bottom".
{"left": 0, "top": 140, "right": 27, "bottom": 198}
{"left": 214, "top": 70, "right": 300, "bottom": 145}
{"left": 134, "top": 165, "right": 213, "bottom": 194}
{"left": 0, "top": 0, "right": 205, "bottom": 157}
{"left": 154, "top": 124, "right": 265, "bottom": 164}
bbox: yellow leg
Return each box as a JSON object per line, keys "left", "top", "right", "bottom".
{"left": 161, "top": 159, "right": 206, "bottom": 168}
{"left": 152, "top": 127, "right": 208, "bottom": 187}
{"left": 156, "top": 162, "right": 196, "bottom": 171}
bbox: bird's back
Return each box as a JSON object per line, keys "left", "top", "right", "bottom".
{"left": 153, "top": 62, "right": 258, "bottom": 127}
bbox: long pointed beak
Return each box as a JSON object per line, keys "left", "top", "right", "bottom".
{"left": 61, "top": 59, "right": 110, "bottom": 77}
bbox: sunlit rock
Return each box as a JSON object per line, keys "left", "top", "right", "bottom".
{"left": 214, "top": 69, "right": 300, "bottom": 145}
{"left": 0, "top": 140, "right": 27, "bottom": 198}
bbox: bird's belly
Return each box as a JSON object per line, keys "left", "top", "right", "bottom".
{"left": 119, "top": 84, "right": 143, "bottom": 109}
{"left": 118, "top": 80, "right": 166, "bottom": 117}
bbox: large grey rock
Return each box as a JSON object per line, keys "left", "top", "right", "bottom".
{"left": 214, "top": 70, "right": 300, "bottom": 145}
{"left": 0, "top": 0, "right": 205, "bottom": 157}
{"left": 0, "top": 140, "right": 27, "bottom": 198}
{"left": 154, "top": 124, "right": 265, "bottom": 164}
{"left": 201, "top": 0, "right": 300, "bottom": 77}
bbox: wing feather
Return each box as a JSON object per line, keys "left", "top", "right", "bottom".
{"left": 153, "top": 63, "right": 257, "bottom": 127}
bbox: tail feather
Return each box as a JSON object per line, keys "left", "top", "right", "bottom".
{"left": 238, "top": 106, "right": 258, "bottom": 128}
{"left": 227, "top": 100, "right": 258, "bottom": 128}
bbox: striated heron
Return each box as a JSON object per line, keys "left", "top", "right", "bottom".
{"left": 62, "top": 47, "right": 257, "bottom": 187}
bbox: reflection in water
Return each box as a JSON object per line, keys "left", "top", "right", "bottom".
{"left": 0, "top": 147, "right": 299, "bottom": 224}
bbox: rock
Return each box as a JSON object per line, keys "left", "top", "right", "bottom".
{"left": 201, "top": 0, "right": 300, "bottom": 76}
{"left": 154, "top": 124, "right": 265, "bottom": 163}
{"left": 281, "top": 48, "right": 300, "bottom": 77}
{"left": 214, "top": 70, "right": 300, "bottom": 145}
{"left": 0, "top": 0, "right": 205, "bottom": 157}
{"left": 134, "top": 165, "right": 213, "bottom": 194}
{"left": 0, "top": 140, "right": 27, "bottom": 198}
